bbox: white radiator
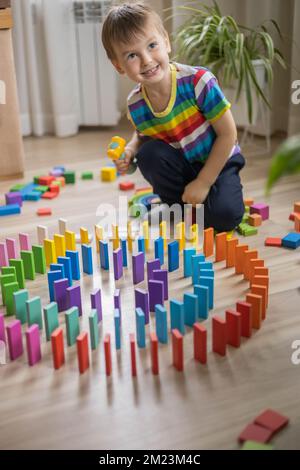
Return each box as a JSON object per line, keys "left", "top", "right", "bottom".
{"left": 73, "top": 0, "right": 120, "bottom": 126}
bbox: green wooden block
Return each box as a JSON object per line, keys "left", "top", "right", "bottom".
{"left": 32, "top": 245, "right": 46, "bottom": 274}
{"left": 4, "top": 282, "right": 19, "bottom": 315}
{"left": 0, "top": 273, "right": 17, "bottom": 305}
{"left": 43, "top": 302, "right": 59, "bottom": 341}
{"left": 26, "top": 296, "right": 43, "bottom": 329}
{"left": 20, "top": 251, "right": 35, "bottom": 280}
{"left": 242, "top": 440, "right": 273, "bottom": 450}
{"left": 1, "top": 266, "right": 16, "bottom": 277}
{"left": 13, "top": 289, "right": 29, "bottom": 324}
{"left": 33, "top": 176, "right": 42, "bottom": 184}
{"left": 244, "top": 227, "right": 258, "bottom": 236}
{"left": 245, "top": 206, "right": 250, "bottom": 213}
{"left": 10, "top": 183, "right": 25, "bottom": 192}
{"left": 63, "top": 171, "right": 75, "bottom": 184}
{"left": 9, "top": 259, "right": 25, "bottom": 289}
{"left": 65, "top": 306, "right": 80, "bottom": 346}
{"left": 34, "top": 185, "right": 48, "bottom": 193}
{"left": 81, "top": 171, "right": 93, "bottom": 180}
{"left": 51, "top": 180, "right": 62, "bottom": 187}
{"left": 242, "top": 213, "right": 249, "bottom": 223}
{"left": 89, "top": 309, "right": 99, "bottom": 350}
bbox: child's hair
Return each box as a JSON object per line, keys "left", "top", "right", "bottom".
{"left": 102, "top": 2, "right": 167, "bottom": 60}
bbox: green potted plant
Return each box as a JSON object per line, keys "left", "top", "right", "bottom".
{"left": 172, "top": 1, "right": 286, "bottom": 124}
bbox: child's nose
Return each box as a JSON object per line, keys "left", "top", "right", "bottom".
{"left": 141, "top": 51, "right": 152, "bottom": 66}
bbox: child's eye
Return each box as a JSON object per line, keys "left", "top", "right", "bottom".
{"left": 149, "top": 42, "right": 158, "bottom": 49}
{"left": 127, "top": 53, "right": 136, "bottom": 60}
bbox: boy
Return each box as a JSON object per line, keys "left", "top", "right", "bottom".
{"left": 102, "top": 2, "right": 245, "bottom": 232}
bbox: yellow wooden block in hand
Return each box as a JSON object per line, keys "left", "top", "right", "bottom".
{"left": 65, "top": 230, "right": 76, "bottom": 251}
{"left": 80, "top": 227, "right": 89, "bottom": 244}
{"left": 44, "top": 239, "right": 56, "bottom": 266}
{"left": 101, "top": 166, "right": 117, "bottom": 182}
{"left": 53, "top": 234, "right": 66, "bottom": 258}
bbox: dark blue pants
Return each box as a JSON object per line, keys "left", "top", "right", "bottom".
{"left": 136, "top": 139, "right": 245, "bottom": 232}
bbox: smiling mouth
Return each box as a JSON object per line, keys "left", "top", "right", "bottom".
{"left": 142, "top": 65, "right": 159, "bottom": 75}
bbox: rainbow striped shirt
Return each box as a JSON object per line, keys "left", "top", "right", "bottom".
{"left": 127, "top": 62, "right": 240, "bottom": 163}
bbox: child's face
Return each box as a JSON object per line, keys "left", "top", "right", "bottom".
{"left": 111, "top": 18, "right": 171, "bottom": 87}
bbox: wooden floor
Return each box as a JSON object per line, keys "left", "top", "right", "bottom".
{"left": 0, "top": 122, "right": 300, "bottom": 450}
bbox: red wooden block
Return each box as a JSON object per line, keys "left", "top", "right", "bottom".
{"left": 238, "top": 423, "right": 273, "bottom": 443}
{"left": 119, "top": 181, "right": 135, "bottom": 191}
{"left": 254, "top": 409, "right": 289, "bottom": 435}
{"left": 246, "top": 293, "right": 262, "bottom": 329}
{"left": 37, "top": 207, "right": 52, "bottom": 216}
{"left": 226, "top": 309, "right": 241, "bottom": 348}
{"left": 236, "top": 301, "right": 252, "bottom": 338}
{"left": 76, "top": 331, "right": 89, "bottom": 374}
{"left": 265, "top": 237, "right": 282, "bottom": 247}
{"left": 212, "top": 316, "right": 227, "bottom": 356}
{"left": 38, "top": 176, "right": 55, "bottom": 186}
{"left": 104, "top": 333, "right": 112, "bottom": 376}
{"left": 251, "top": 284, "right": 268, "bottom": 320}
{"left": 172, "top": 329, "right": 183, "bottom": 371}
{"left": 42, "top": 191, "right": 57, "bottom": 199}
{"left": 289, "top": 212, "right": 297, "bottom": 221}
{"left": 294, "top": 202, "right": 300, "bottom": 213}
{"left": 49, "top": 184, "right": 60, "bottom": 194}
{"left": 129, "top": 333, "right": 137, "bottom": 377}
{"left": 150, "top": 332, "right": 159, "bottom": 375}
{"left": 51, "top": 327, "right": 65, "bottom": 370}
{"left": 193, "top": 323, "right": 207, "bottom": 364}
{"left": 295, "top": 214, "right": 300, "bottom": 232}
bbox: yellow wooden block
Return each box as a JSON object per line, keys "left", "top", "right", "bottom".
{"left": 112, "top": 225, "right": 119, "bottom": 250}
{"left": 44, "top": 239, "right": 56, "bottom": 266}
{"left": 65, "top": 230, "right": 76, "bottom": 251}
{"left": 80, "top": 227, "right": 89, "bottom": 244}
{"left": 176, "top": 221, "right": 185, "bottom": 251}
{"left": 94, "top": 225, "right": 103, "bottom": 253}
{"left": 142, "top": 220, "right": 149, "bottom": 251}
{"left": 190, "top": 224, "right": 198, "bottom": 249}
{"left": 127, "top": 221, "right": 134, "bottom": 253}
{"left": 226, "top": 230, "right": 234, "bottom": 240}
{"left": 101, "top": 166, "right": 117, "bottom": 182}
{"left": 159, "top": 221, "right": 167, "bottom": 250}
{"left": 53, "top": 234, "right": 66, "bottom": 258}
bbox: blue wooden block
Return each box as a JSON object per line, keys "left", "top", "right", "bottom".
{"left": 47, "top": 270, "right": 63, "bottom": 302}
{"left": 138, "top": 236, "right": 145, "bottom": 262}
{"left": 183, "top": 293, "right": 198, "bottom": 327}
{"left": 194, "top": 284, "right": 209, "bottom": 318}
{"left": 0, "top": 204, "right": 21, "bottom": 216}
{"left": 155, "top": 304, "right": 168, "bottom": 344}
{"left": 192, "top": 254, "right": 205, "bottom": 284}
{"left": 135, "top": 307, "right": 146, "bottom": 348}
{"left": 65, "top": 250, "right": 80, "bottom": 280}
{"left": 198, "top": 261, "right": 213, "bottom": 271}
{"left": 154, "top": 237, "right": 164, "bottom": 266}
{"left": 168, "top": 240, "right": 179, "bottom": 272}
{"left": 20, "top": 183, "right": 36, "bottom": 199}
{"left": 199, "top": 276, "right": 214, "bottom": 309}
{"left": 81, "top": 244, "right": 93, "bottom": 274}
{"left": 199, "top": 269, "right": 214, "bottom": 280}
{"left": 114, "top": 308, "right": 121, "bottom": 350}
{"left": 57, "top": 256, "right": 73, "bottom": 286}
{"left": 99, "top": 240, "right": 109, "bottom": 270}
{"left": 170, "top": 299, "right": 185, "bottom": 335}
{"left": 24, "top": 191, "right": 41, "bottom": 201}
{"left": 50, "top": 263, "right": 65, "bottom": 277}
{"left": 121, "top": 238, "right": 128, "bottom": 267}
{"left": 183, "top": 247, "right": 196, "bottom": 277}
{"left": 282, "top": 233, "right": 300, "bottom": 249}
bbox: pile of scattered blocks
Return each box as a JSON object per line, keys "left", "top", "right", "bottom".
{"left": 265, "top": 201, "right": 300, "bottom": 249}
{"left": 238, "top": 198, "right": 269, "bottom": 236}
{"left": 239, "top": 409, "right": 289, "bottom": 449}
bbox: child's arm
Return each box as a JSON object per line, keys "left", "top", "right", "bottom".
{"left": 116, "top": 130, "right": 143, "bottom": 175}
{"left": 182, "top": 110, "right": 237, "bottom": 205}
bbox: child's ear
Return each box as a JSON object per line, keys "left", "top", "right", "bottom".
{"left": 112, "top": 60, "right": 125, "bottom": 75}
{"left": 164, "top": 32, "right": 171, "bottom": 54}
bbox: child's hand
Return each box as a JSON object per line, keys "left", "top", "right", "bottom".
{"left": 115, "top": 147, "right": 135, "bottom": 175}
{"left": 182, "top": 177, "right": 211, "bottom": 206}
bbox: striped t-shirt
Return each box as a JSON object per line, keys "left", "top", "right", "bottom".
{"left": 127, "top": 62, "right": 240, "bottom": 163}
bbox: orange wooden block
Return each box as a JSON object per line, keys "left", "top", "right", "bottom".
{"left": 251, "top": 276, "right": 269, "bottom": 301}
{"left": 248, "top": 214, "right": 262, "bottom": 227}
{"left": 130, "top": 333, "right": 137, "bottom": 377}
{"left": 203, "top": 227, "right": 214, "bottom": 257}
{"left": 226, "top": 309, "right": 241, "bottom": 348}
{"left": 193, "top": 323, "right": 207, "bottom": 364}
{"left": 39, "top": 175, "right": 55, "bottom": 186}
{"left": 235, "top": 244, "right": 248, "bottom": 275}
{"left": 55, "top": 176, "right": 66, "bottom": 187}
{"left": 51, "top": 327, "right": 65, "bottom": 370}
{"left": 76, "top": 331, "right": 89, "bottom": 374}
{"left": 244, "top": 198, "right": 254, "bottom": 206}
{"left": 251, "top": 284, "right": 268, "bottom": 320}
{"left": 244, "top": 249, "right": 258, "bottom": 280}
{"left": 226, "top": 237, "right": 238, "bottom": 268}
{"left": 295, "top": 214, "right": 300, "bottom": 232}
{"left": 172, "top": 329, "right": 183, "bottom": 371}
{"left": 236, "top": 301, "right": 252, "bottom": 338}
{"left": 212, "top": 315, "right": 227, "bottom": 356}
{"left": 215, "top": 232, "right": 227, "bottom": 262}
{"left": 294, "top": 202, "right": 300, "bottom": 213}
{"left": 253, "top": 267, "right": 269, "bottom": 277}
{"left": 249, "top": 259, "right": 264, "bottom": 282}
{"left": 37, "top": 207, "right": 52, "bottom": 216}
{"left": 265, "top": 237, "right": 282, "bottom": 247}
{"left": 104, "top": 334, "right": 112, "bottom": 376}
{"left": 150, "top": 332, "right": 159, "bottom": 375}
{"left": 246, "top": 293, "right": 262, "bottom": 329}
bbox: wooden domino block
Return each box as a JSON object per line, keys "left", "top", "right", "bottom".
{"left": 53, "top": 234, "right": 66, "bottom": 258}
{"left": 203, "top": 227, "right": 214, "bottom": 257}
{"left": 244, "top": 198, "right": 254, "bottom": 206}
{"left": 212, "top": 316, "right": 226, "bottom": 356}
{"left": 112, "top": 224, "right": 120, "bottom": 250}
{"left": 295, "top": 214, "right": 300, "bottom": 232}
{"left": 251, "top": 275, "right": 269, "bottom": 298}
{"left": 244, "top": 249, "right": 258, "bottom": 280}
{"left": 129, "top": 333, "right": 137, "bottom": 377}
{"left": 172, "top": 329, "right": 183, "bottom": 371}
{"left": 80, "top": 227, "right": 89, "bottom": 245}
{"left": 235, "top": 244, "right": 248, "bottom": 275}
{"left": 94, "top": 225, "right": 103, "bottom": 253}
{"left": 159, "top": 221, "right": 167, "bottom": 251}
{"left": 251, "top": 284, "right": 268, "bottom": 319}
{"left": 65, "top": 231, "right": 76, "bottom": 251}
{"left": 142, "top": 220, "right": 150, "bottom": 251}
{"left": 175, "top": 221, "right": 185, "bottom": 252}
{"left": 193, "top": 323, "right": 207, "bottom": 364}
{"left": 248, "top": 213, "right": 262, "bottom": 226}
{"left": 226, "top": 309, "right": 241, "bottom": 347}
{"left": 226, "top": 238, "right": 238, "bottom": 268}
{"left": 294, "top": 202, "right": 300, "bottom": 213}
{"left": 119, "top": 181, "right": 135, "bottom": 191}
{"left": 150, "top": 332, "right": 159, "bottom": 375}
{"left": 37, "top": 207, "right": 52, "bottom": 216}
{"left": 249, "top": 259, "right": 264, "bottom": 282}
{"left": 215, "top": 232, "right": 227, "bottom": 262}
{"left": 104, "top": 334, "right": 112, "bottom": 376}
{"left": 246, "top": 293, "right": 262, "bottom": 329}
{"left": 265, "top": 237, "right": 282, "bottom": 247}
{"left": 76, "top": 331, "right": 89, "bottom": 374}
{"left": 51, "top": 327, "right": 65, "bottom": 369}
{"left": 236, "top": 301, "right": 252, "bottom": 338}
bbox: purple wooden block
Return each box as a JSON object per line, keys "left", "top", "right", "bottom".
{"left": 67, "top": 284, "right": 82, "bottom": 316}
{"left": 53, "top": 278, "right": 69, "bottom": 312}
{"left": 132, "top": 252, "right": 144, "bottom": 285}
{"left": 5, "top": 192, "right": 23, "bottom": 206}
{"left": 0, "top": 313, "right": 5, "bottom": 342}
{"left": 113, "top": 248, "right": 123, "bottom": 281}
{"left": 25, "top": 324, "right": 41, "bottom": 366}
{"left": 19, "top": 233, "right": 31, "bottom": 251}
{"left": 148, "top": 280, "right": 164, "bottom": 312}
{"left": 6, "top": 238, "right": 18, "bottom": 259}
{"left": 153, "top": 269, "right": 169, "bottom": 300}
{"left": 250, "top": 203, "right": 269, "bottom": 221}
{"left": 114, "top": 289, "right": 121, "bottom": 324}
{"left": 50, "top": 169, "right": 63, "bottom": 176}
{"left": 147, "top": 258, "right": 161, "bottom": 281}
{"left": 0, "top": 242, "right": 9, "bottom": 267}
{"left": 134, "top": 288, "right": 150, "bottom": 324}
{"left": 91, "top": 288, "right": 102, "bottom": 323}
{"left": 6, "top": 319, "right": 23, "bottom": 360}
